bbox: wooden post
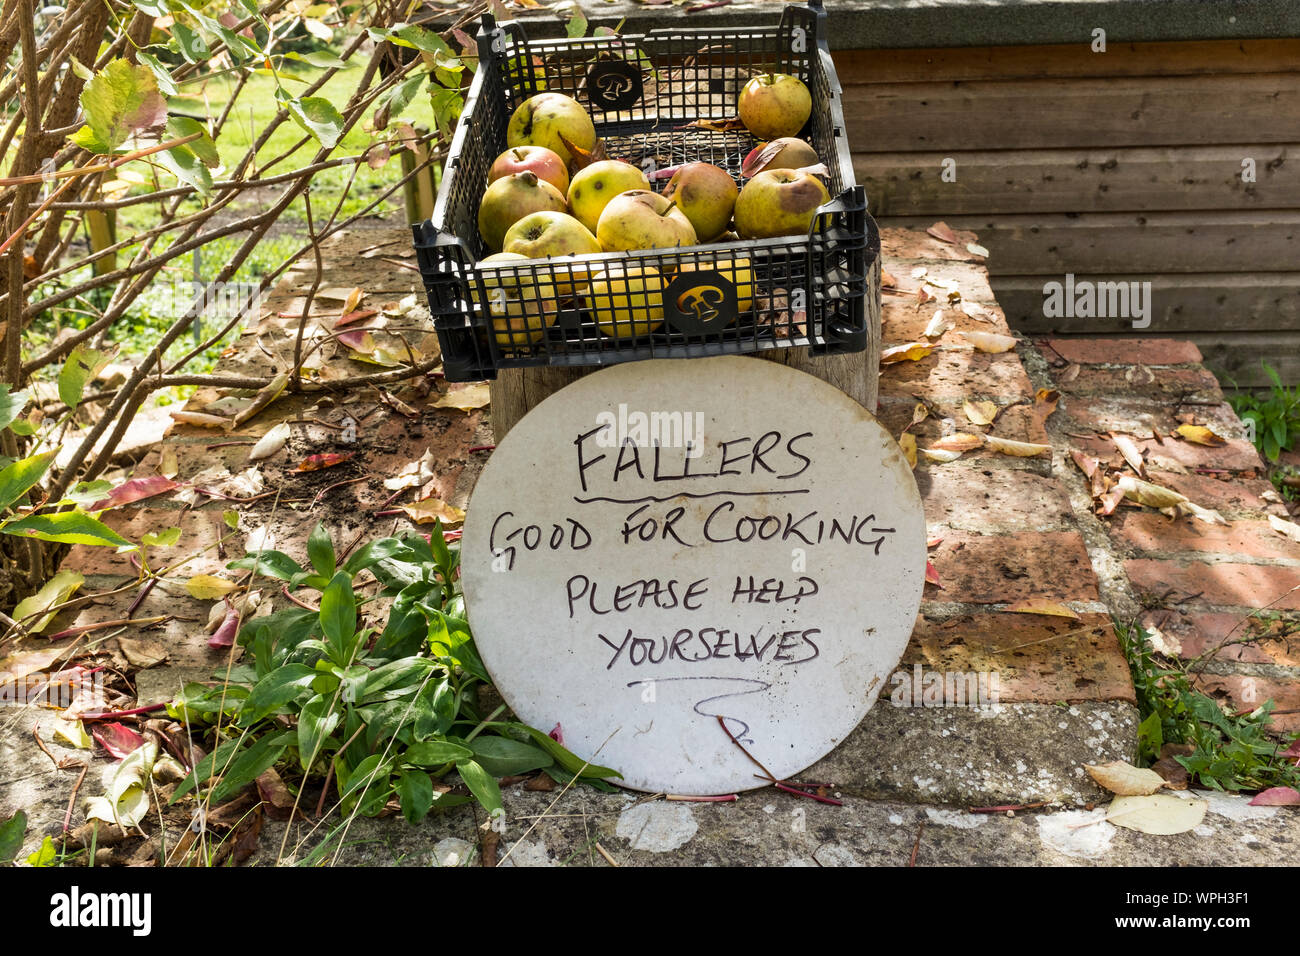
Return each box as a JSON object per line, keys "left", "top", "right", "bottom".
{"left": 488, "top": 258, "right": 881, "bottom": 441}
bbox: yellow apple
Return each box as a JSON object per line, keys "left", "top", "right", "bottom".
{"left": 674, "top": 256, "right": 753, "bottom": 316}
{"left": 586, "top": 264, "right": 665, "bottom": 339}
{"left": 741, "top": 137, "right": 820, "bottom": 178}
{"left": 662, "top": 162, "right": 738, "bottom": 242}
{"left": 477, "top": 171, "right": 568, "bottom": 252}
{"left": 506, "top": 92, "right": 597, "bottom": 168}
{"left": 567, "top": 160, "right": 651, "bottom": 234}
{"left": 596, "top": 190, "right": 697, "bottom": 252}
{"left": 473, "top": 252, "right": 557, "bottom": 350}
{"left": 502, "top": 210, "right": 602, "bottom": 296}
{"left": 737, "top": 73, "right": 812, "bottom": 141}
{"left": 734, "top": 169, "right": 830, "bottom": 239}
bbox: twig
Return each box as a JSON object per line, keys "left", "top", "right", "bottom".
{"left": 665, "top": 793, "right": 738, "bottom": 802}
{"left": 78, "top": 703, "right": 166, "bottom": 721}
{"left": 32, "top": 726, "right": 60, "bottom": 770}
{"left": 311, "top": 474, "right": 371, "bottom": 509}
{"left": 908, "top": 819, "right": 925, "bottom": 867}
{"left": 281, "top": 587, "right": 320, "bottom": 613}
{"left": 594, "top": 841, "right": 620, "bottom": 867}
{"left": 968, "top": 801, "right": 1050, "bottom": 814}
{"left": 62, "top": 762, "right": 89, "bottom": 834}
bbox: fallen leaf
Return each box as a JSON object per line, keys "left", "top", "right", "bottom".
{"left": 676, "top": 117, "right": 745, "bottom": 133}
{"left": 1105, "top": 793, "right": 1207, "bottom": 834}
{"left": 985, "top": 435, "right": 1050, "bottom": 457}
{"left": 247, "top": 422, "right": 291, "bottom": 462}
{"left": 233, "top": 372, "right": 290, "bottom": 427}
{"left": 898, "top": 432, "right": 916, "bottom": 468}
{"left": 1116, "top": 474, "right": 1186, "bottom": 510}
{"left": 294, "top": 452, "right": 354, "bottom": 472}
{"left": 1110, "top": 433, "right": 1147, "bottom": 476}
{"left": 921, "top": 448, "right": 964, "bottom": 464}
{"left": 383, "top": 450, "right": 437, "bottom": 491}
{"left": 906, "top": 402, "right": 929, "bottom": 431}
{"left": 90, "top": 476, "right": 178, "bottom": 511}
{"left": 966, "top": 242, "right": 990, "bottom": 258}
{"left": 52, "top": 718, "right": 94, "bottom": 749}
{"left": 959, "top": 301, "right": 992, "bottom": 323}
{"left": 915, "top": 286, "right": 933, "bottom": 305}
{"left": 924, "top": 560, "right": 942, "bottom": 588}
{"left": 881, "top": 271, "right": 898, "bottom": 289}
{"left": 1032, "top": 388, "right": 1060, "bottom": 427}
{"left": 926, "top": 536, "right": 943, "bottom": 548}
{"left": 926, "top": 221, "right": 959, "bottom": 245}
{"left": 257, "top": 768, "right": 299, "bottom": 820}
{"left": 923, "top": 310, "right": 952, "bottom": 340}
{"left": 1004, "top": 601, "right": 1080, "bottom": 620}
{"left": 1086, "top": 760, "right": 1167, "bottom": 796}
{"left": 401, "top": 497, "right": 466, "bottom": 528}
{"left": 963, "top": 400, "right": 997, "bottom": 426}
{"left": 116, "top": 638, "right": 166, "bottom": 670}
{"left": 959, "top": 331, "right": 1017, "bottom": 354}
{"left": 1247, "top": 786, "right": 1300, "bottom": 807}
{"left": 169, "top": 410, "right": 232, "bottom": 429}
{"left": 1174, "top": 424, "right": 1227, "bottom": 447}
{"left": 929, "top": 432, "right": 984, "bottom": 453}
{"left": 13, "top": 570, "right": 84, "bottom": 633}
{"left": 1097, "top": 485, "right": 1126, "bottom": 516}
{"left": 910, "top": 266, "right": 927, "bottom": 279}
{"left": 1268, "top": 514, "right": 1300, "bottom": 543}
{"left": 0, "top": 646, "right": 66, "bottom": 683}
{"left": 1150, "top": 757, "right": 1189, "bottom": 790}
{"left": 84, "top": 740, "right": 158, "bottom": 830}
{"left": 186, "top": 574, "right": 239, "bottom": 600}
{"left": 433, "top": 383, "right": 491, "bottom": 410}
{"left": 880, "top": 342, "right": 933, "bottom": 365}
{"left": 208, "top": 598, "right": 241, "bottom": 649}
{"left": 558, "top": 132, "right": 608, "bottom": 170}
{"left": 1126, "top": 364, "right": 1155, "bottom": 386}
{"left": 92, "top": 722, "right": 145, "bottom": 760}
{"left": 1180, "top": 500, "right": 1228, "bottom": 526}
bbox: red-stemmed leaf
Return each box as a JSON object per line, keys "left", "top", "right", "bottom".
{"left": 91, "top": 721, "right": 145, "bottom": 759}
{"left": 1248, "top": 786, "right": 1300, "bottom": 806}
{"left": 89, "top": 475, "right": 178, "bottom": 511}
{"left": 294, "top": 453, "right": 354, "bottom": 473}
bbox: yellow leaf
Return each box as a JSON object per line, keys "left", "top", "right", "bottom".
{"left": 186, "top": 574, "right": 239, "bottom": 600}
{"left": 880, "top": 342, "right": 934, "bottom": 365}
{"left": 433, "top": 383, "right": 491, "bottom": 411}
{"left": 985, "top": 435, "right": 1050, "bottom": 457}
{"left": 52, "top": 718, "right": 93, "bottom": 750}
{"left": 1116, "top": 475, "right": 1186, "bottom": 510}
{"left": 401, "top": 497, "right": 466, "bottom": 527}
{"left": 963, "top": 400, "right": 998, "bottom": 426}
{"left": 13, "top": 570, "right": 84, "bottom": 634}
{"left": 1105, "top": 794, "right": 1207, "bottom": 835}
{"left": 929, "top": 432, "right": 984, "bottom": 453}
{"left": 898, "top": 432, "right": 917, "bottom": 468}
{"left": 1085, "top": 760, "right": 1167, "bottom": 796}
{"left": 959, "top": 330, "right": 1017, "bottom": 353}
{"left": 159, "top": 445, "right": 179, "bottom": 479}
{"left": 1175, "top": 424, "right": 1227, "bottom": 447}
{"left": 908, "top": 402, "right": 929, "bottom": 430}
{"left": 1004, "top": 600, "right": 1080, "bottom": 620}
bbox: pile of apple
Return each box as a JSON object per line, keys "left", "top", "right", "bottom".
{"left": 473, "top": 72, "right": 829, "bottom": 347}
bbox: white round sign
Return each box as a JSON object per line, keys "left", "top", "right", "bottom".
{"left": 461, "top": 356, "right": 925, "bottom": 795}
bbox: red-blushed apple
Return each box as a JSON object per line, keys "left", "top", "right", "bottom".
{"left": 489, "top": 146, "right": 570, "bottom": 195}
{"left": 473, "top": 252, "right": 558, "bottom": 350}
{"left": 741, "top": 137, "right": 820, "bottom": 178}
{"left": 567, "top": 160, "right": 651, "bottom": 234}
{"left": 596, "top": 190, "right": 697, "bottom": 252}
{"left": 734, "top": 169, "right": 830, "bottom": 239}
{"left": 662, "top": 163, "right": 738, "bottom": 242}
{"left": 737, "top": 73, "right": 812, "bottom": 141}
{"left": 506, "top": 92, "right": 596, "bottom": 168}
{"left": 502, "top": 210, "right": 602, "bottom": 296}
{"left": 586, "top": 264, "right": 665, "bottom": 338}
{"left": 477, "top": 171, "right": 568, "bottom": 252}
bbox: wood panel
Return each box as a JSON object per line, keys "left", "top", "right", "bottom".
{"left": 992, "top": 273, "right": 1300, "bottom": 333}
{"left": 1193, "top": 332, "right": 1300, "bottom": 388}
{"left": 881, "top": 211, "right": 1300, "bottom": 276}
{"left": 856, "top": 145, "right": 1299, "bottom": 217}
{"left": 833, "top": 38, "right": 1300, "bottom": 84}
{"left": 842, "top": 75, "right": 1300, "bottom": 152}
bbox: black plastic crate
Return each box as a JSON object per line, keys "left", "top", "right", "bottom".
{"left": 413, "top": 0, "right": 880, "bottom": 382}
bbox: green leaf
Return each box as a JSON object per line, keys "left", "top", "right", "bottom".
{"left": 319, "top": 570, "right": 356, "bottom": 658}
{"left": 224, "top": 510, "right": 240, "bottom": 530}
{"left": 142, "top": 526, "right": 182, "bottom": 548}
{"left": 2, "top": 510, "right": 133, "bottom": 548}
{"left": 0, "top": 387, "right": 29, "bottom": 433}
{"left": 342, "top": 536, "right": 409, "bottom": 576}
{"left": 0, "top": 809, "right": 27, "bottom": 864}
{"left": 1137, "top": 710, "right": 1163, "bottom": 761}
{"left": 157, "top": 144, "right": 213, "bottom": 198}
{"left": 454, "top": 758, "right": 502, "bottom": 815}
{"left": 58, "top": 345, "right": 110, "bottom": 412}
{"left": 372, "top": 23, "right": 451, "bottom": 55}
{"left": 307, "top": 522, "right": 336, "bottom": 578}
{"left": 338, "top": 753, "right": 388, "bottom": 800}
{"left": 228, "top": 549, "right": 305, "bottom": 582}
{"left": 512, "top": 724, "right": 622, "bottom": 779}
{"left": 209, "top": 732, "right": 293, "bottom": 805}
{"left": 280, "top": 92, "right": 345, "bottom": 150}
{"left": 403, "top": 739, "right": 473, "bottom": 767}
{"left": 7, "top": 419, "right": 34, "bottom": 437}
{"left": 241, "top": 663, "right": 317, "bottom": 723}
{"left": 77, "top": 60, "right": 168, "bottom": 153}
{"left": 26, "top": 835, "right": 56, "bottom": 867}
{"left": 397, "top": 769, "right": 435, "bottom": 823}
{"left": 298, "top": 693, "right": 340, "bottom": 771}
{"left": 172, "top": 21, "right": 209, "bottom": 63}
{"left": 136, "top": 50, "right": 179, "bottom": 96}
{"left": 284, "top": 49, "right": 346, "bottom": 68}
{"left": 170, "top": 732, "right": 286, "bottom": 803}
{"left": 132, "top": 0, "right": 171, "bottom": 16}
{"left": 166, "top": 116, "right": 220, "bottom": 167}
{"left": 0, "top": 451, "right": 54, "bottom": 512}
{"left": 60, "top": 480, "right": 113, "bottom": 506}
{"left": 12, "top": 569, "right": 83, "bottom": 633}
{"left": 429, "top": 86, "right": 463, "bottom": 136}
{"left": 383, "top": 73, "right": 427, "bottom": 122}
{"left": 470, "top": 736, "right": 553, "bottom": 776}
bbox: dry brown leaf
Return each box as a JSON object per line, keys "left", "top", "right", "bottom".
{"left": 1110, "top": 433, "right": 1147, "bottom": 476}
{"left": 159, "top": 446, "right": 179, "bottom": 480}
{"left": 170, "top": 410, "right": 232, "bottom": 429}
{"left": 924, "top": 560, "right": 942, "bottom": 587}
{"left": 1086, "top": 760, "right": 1167, "bottom": 796}
{"left": 907, "top": 402, "right": 929, "bottom": 430}
{"left": 1105, "top": 794, "right": 1207, "bottom": 835}
{"left": 898, "top": 432, "right": 917, "bottom": 468}
{"left": 1097, "top": 484, "right": 1126, "bottom": 516}
{"left": 434, "top": 383, "right": 491, "bottom": 410}
{"left": 926, "top": 221, "right": 959, "bottom": 244}
{"left": 929, "top": 432, "right": 985, "bottom": 453}
{"left": 1004, "top": 601, "right": 1080, "bottom": 620}
{"left": 1116, "top": 474, "right": 1186, "bottom": 509}
{"left": 1058, "top": 362, "right": 1081, "bottom": 383}
{"left": 1268, "top": 514, "right": 1300, "bottom": 543}
{"left": 963, "top": 400, "right": 997, "bottom": 426}
{"left": 401, "top": 497, "right": 466, "bottom": 528}
{"left": 1174, "top": 424, "right": 1227, "bottom": 447}
{"left": 116, "top": 638, "right": 167, "bottom": 670}
{"left": 959, "top": 330, "right": 1017, "bottom": 354}
{"left": 985, "top": 435, "right": 1050, "bottom": 457}
{"left": 881, "top": 270, "right": 898, "bottom": 289}
{"left": 880, "top": 342, "right": 934, "bottom": 365}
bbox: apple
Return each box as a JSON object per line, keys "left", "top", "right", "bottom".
{"left": 734, "top": 169, "right": 830, "bottom": 239}
{"left": 586, "top": 264, "right": 665, "bottom": 339}
{"left": 596, "top": 190, "right": 697, "bottom": 252}
{"left": 506, "top": 92, "right": 597, "bottom": 168}
{"left": 737, "top": 73, "right": 812, "bottom": 141}
{"left": 741, "top": 137, "right": 820, "bottom": 178}
{"left": 674, "top": 256, "right": 753, "bottom": 316}
{"left": 489, "top": 145, "right": 570, "bottom": 195}
{"left": 477, "top": 170, "right": 568, "bottom": 252}
{"left": 567, "top": 160, "right": 651, "bottom": 234}
{"left": 473, "top": 252, "right": 557, "bottom": 350}
{"left": 662, "top": 163, "right": 738, "bottom": 243}
{"left": 502, "top": 210, "right": 601, "bottom": 296}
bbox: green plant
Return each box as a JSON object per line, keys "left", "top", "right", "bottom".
{"left": 1118, "top": 619, "right": 1300, "bottom": 792}
{"left": 168, "top": 521, "right": 620, "bottom": 829}
{"left": 1228, "top": 362, "right": 1300, "bottom": 463}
